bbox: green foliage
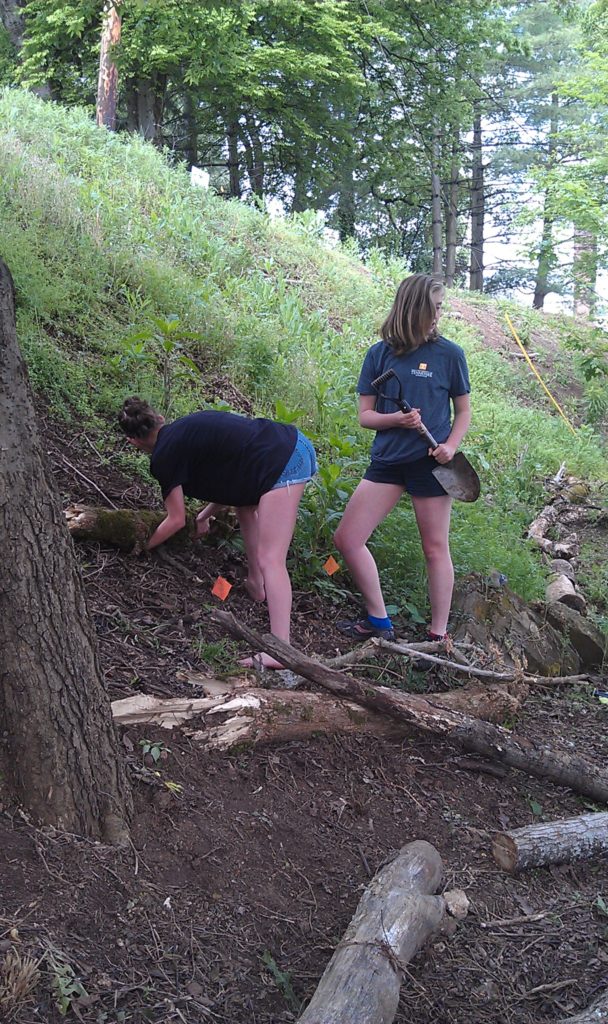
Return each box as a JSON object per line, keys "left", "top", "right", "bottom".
{"left": 46, "top": 949, "right": 88, "bottom": 1017}
{"left": 139, "top": 738, "right": 171, "bottom": 764}
{"left": 261, "top": 951, "right": 301, "bottom": 1014}
{"left": 112, "top": 315, "right": 204, "bottom": 415}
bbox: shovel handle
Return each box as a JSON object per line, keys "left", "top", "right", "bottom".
{"left": 395, "top": 396, "right": 439, "bottom": 450}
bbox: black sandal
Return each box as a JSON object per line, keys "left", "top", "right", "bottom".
{"left": 336, "top": 618, "right": 396, "bottom": 641}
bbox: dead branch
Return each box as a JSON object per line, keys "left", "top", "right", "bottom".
{"left": 210, "top": 611, "right": 608, "bottom": 804}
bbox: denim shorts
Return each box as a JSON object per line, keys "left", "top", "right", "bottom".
{"left": 363, "top": 454, "right": 448, "bottom": 497}
{"left": 271, "top": 431, "right": 318, "bottom": 489}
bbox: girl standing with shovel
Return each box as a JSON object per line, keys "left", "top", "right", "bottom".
{"left": 334, "top": 274, "right": 472, "bottom": 643}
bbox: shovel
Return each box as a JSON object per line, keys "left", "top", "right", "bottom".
{"left": 371, "top": 369, "right": 480, "bottom": 503}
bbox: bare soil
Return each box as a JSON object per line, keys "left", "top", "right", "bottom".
{"left": 1, "top": 408, "right": 607, "bottom": 1024}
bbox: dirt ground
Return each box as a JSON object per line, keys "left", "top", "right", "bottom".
{"left": 1, "top": 410, "right": 607, "bottom": 1024}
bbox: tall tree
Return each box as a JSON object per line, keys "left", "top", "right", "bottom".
{"left": 0, "top": 258, "right": 132, "bottom": 842}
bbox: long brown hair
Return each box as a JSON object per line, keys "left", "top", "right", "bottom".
{"left": 381, "top": 274, "right": 444, "bottom": 355}
{"left": 118, "top": 396, "right": 163, "bottom": 439}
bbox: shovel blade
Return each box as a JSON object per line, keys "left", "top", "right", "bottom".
{"left": 432, "top": 452, "right": 480, "bottom": 503}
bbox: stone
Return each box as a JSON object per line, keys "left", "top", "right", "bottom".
{"left": 544, "top": 602, "right": 607, "bottom": 670}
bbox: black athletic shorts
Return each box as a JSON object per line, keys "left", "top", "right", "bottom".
{"left": 363, "top": 454, "right": 448, "bottom": 497}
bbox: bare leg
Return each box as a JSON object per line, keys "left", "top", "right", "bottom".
{"left": 239, "top": 483, "right": 306, "bottom": 669}
{"left": 411, "top": 494, "right": 453, "bottom": 636}
{"left": 235, "top": 506, "right": 265, "bottom": 602}
{"left": 333, "top": 480, "right": 404, "bottom": 617}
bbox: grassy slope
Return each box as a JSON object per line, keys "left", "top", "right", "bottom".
{"left": 1, "top": 88, "right": 606, "bottom": 615}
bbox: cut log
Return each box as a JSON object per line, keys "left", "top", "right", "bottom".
{"left": 211, "top": 611, "right": 608, "bottom": 804}
{"left": 546, "top": 574, "right": 586, "bottom": 612}
{"left": 557, "top": 989, "right": 608, "bottom": 1024}
{"left": 111, "top": 678, "right": 521, "bottom": 750}
{"left": 492, "top": 811, "right": 608, "bottom": 873}
{"left": 297, "top": 840, "right": 460, "bottom": 1024}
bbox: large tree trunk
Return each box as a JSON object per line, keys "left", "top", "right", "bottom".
{"left": 0, "top": 260, "right": 132, "bottom": 842}
{"left": 444, "top": 140, "right": 459, "bottom": 287}
{"left": 96, "top": 0, "right": 121, "bottom": 131}
{"left": 469, "top": 106, "right": 484, "bottom": 292}
{"left": 573, "top": 227, "right": 597, "bottom": 319}
{"left": 492, "top": 811, "right": 608, "bottom": 873}
{"left": 297, "top": 841, "right": 452, "bottom": 1024}
{"left": 532, "top": 91, "right": 558, "bottom": 310}
{"left": 0, "top": 0, "right": 23, "bottom": 49}
{"left": 211, "top": 612, "right": 608, "bottom": 803}
{"left": 431, "top": 128, "right": 443, "bottom": 278}
{"left": 226, "top": 117, "right": 241, "bottom": 198}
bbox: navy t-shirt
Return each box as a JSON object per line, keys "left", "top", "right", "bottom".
{"left": 149, "top": 411, "right": 297, "bottom": 506}
{"left": 357, "top": 336, "right": 470, "bottom": 464}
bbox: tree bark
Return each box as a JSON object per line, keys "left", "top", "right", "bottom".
{"left": 469, "top": 106, "right": 484, "bottom": 292}
{"left": 573, "top": 227, "right": 597, "bottom": 319}
{"left": 0, "top": 0, "right": 23, "bottom": 49}
{"left": 444, "top": 140, "right": 459, "bottom": 287}
{"left": 431, "top": 128, "right": 443, "bottom": 278}
{"left": 112, "top": 680, "right": 522, "bottom": 748}
{"left": 96, "top": 0, "right": 121, "bottom": 131}
{"left": 533, "top": 91, "right": 558, "bottom": 310}
{"left": 211, "top": 612, "right": 608, "bottom": 803}
{"left": 64, "top": 503, "right": 236, "bottom": 549}
{"left": 557, "top": 990, "right": 608, "bottom": 1024}
{"left": 492, "top": 811, "right": 608, "bottom": 873}
{"left": 0, "top": 260, "right": 132, "bottom": 841}
{"left": 226, "top": 118, "right": 241, "bottom": 198}
{"left": 297, "top": 841, "right": 451, "bottom": 1024}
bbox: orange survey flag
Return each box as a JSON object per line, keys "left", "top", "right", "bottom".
{"left": 211, "top": 576, "right": 232, "bottom": 600}
{"left": 323, "top": 556, "right": 340, "bottom": 576}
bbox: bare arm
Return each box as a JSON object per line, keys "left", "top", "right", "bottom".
{"left": 195, "top": 501, "right": 226, "bottom": 537}
{"left": 358, "top": 394, "right": 422, "bottom": 432}
{"left": 146, "top": 486, "right": 187, "bottom": 550}
{"left": 431, "top": 394, "right": 472, "bottom": 465}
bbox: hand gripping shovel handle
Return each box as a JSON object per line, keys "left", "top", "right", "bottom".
{"left": 371, "top": 369, "right": 439, "bottom": 450}
{"left": 370, "top": 368, "right": 481, "bottom": 503}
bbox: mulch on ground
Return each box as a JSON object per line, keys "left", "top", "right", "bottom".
{"left": 1, "top": 411, "right": 607, "bottom": 1024}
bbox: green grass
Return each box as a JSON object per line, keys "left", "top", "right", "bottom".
{"left": 0, "top": 87, "right": 606, "bottom": 615}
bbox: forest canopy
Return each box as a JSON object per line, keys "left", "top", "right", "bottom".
{"left": 1, "top": 0, "right": 608, "bottom": 312}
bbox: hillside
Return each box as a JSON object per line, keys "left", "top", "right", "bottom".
{"left": 0, "top": 91, "right": 607, "bottom": 1024}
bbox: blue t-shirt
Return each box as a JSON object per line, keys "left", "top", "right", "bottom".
{"left": 357, "top": 336, "right": 470, "bottom": 464}
{"left": 150, "top": 411, "right": 297, "bottom": 506}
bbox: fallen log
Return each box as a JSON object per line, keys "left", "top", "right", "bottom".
{"left": 546, "top": 573, "right": 586, "bottom": 613}
{"left": 492, "top": 811, "right": 608, "bottom": 873}
{"left": 297, "top": 840, "right": 464, "bottom": 1024}
{"left": 65, "top": 503, "right": 235, "bottom": 551}
{"left": 211, "top": 611, "right": 608, "bottom": 804}
{"left": 111, "top": 677, "right": 521, "bottom": 749}
{"left": 557, "top": 990, "right": 608, "bottom": 1024}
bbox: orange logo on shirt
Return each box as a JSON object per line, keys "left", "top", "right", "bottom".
{"left": 419, "top": 362, "right": 427, "bottom": 370}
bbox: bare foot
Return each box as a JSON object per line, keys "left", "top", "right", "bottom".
{"left": 244, "top": 576, "right": 266, "bottom": 602}
{"left": 239, "top": 652, "right": 284, "bottom": 670}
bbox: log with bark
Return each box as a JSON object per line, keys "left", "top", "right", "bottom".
{"left": 557, "top": 990, "right": 608, "bottom": 1024}
{"left": 492, "top": 811, "right": 608, "bottom": 873}
{"left": 211, "top": 611, "right": 608, "bottom": 804}
{"left": 111, "top": 677, "right": 523, "bottom": 750}
{"left": 297, "top": 840, "right": 466, "bottom": 1024}
{"left": 65, "top": 503, "right": 236, "bottom": 551}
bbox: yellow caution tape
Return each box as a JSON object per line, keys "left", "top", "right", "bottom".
{"left": 504, "top": 312, "right": 577, "bottom": 435}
